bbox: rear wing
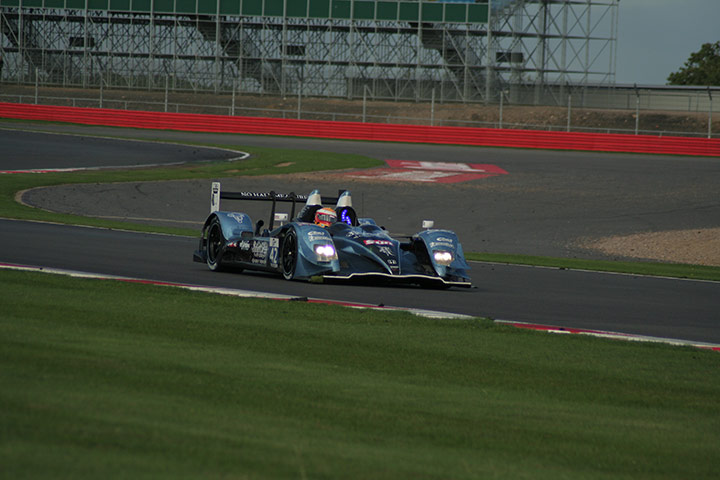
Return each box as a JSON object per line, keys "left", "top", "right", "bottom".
{"left": 210, "top": 182, "right": 345, "bottom": 230}
{"left": 210, "top": 182, "right": 343, "bottom": 212}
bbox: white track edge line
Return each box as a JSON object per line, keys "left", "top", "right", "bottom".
{"left": 469, "top": 260, "right": 720, "bottom": 284}
{"left": 0, "top": 125, "right": 250, "bottom": 173}
{"left": 3, "top": 262, "right": 718, "bottom": 350}
{"left": 494, "top": 319, "right": 720, "bottom": 351}
{"left": 0, "top": 262, "right": 472, "bottom": 320}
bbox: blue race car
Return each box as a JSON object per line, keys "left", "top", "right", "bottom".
{"left": 193, "top": 182, "right": 471, "bottom": 288}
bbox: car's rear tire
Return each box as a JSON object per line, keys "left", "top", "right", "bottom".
{"left": 206, "top": 217, "right": 225, "bottom": 271}
{"left": 281, "top": 228, "right": 298, "bottom": 280}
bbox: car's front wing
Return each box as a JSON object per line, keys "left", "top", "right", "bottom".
{"left": 320, "top": 271, "right": 472, "bottom": 288}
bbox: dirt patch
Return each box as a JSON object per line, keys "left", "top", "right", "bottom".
{"left": 583, "top": 228, "right": 720, "bottom": 267}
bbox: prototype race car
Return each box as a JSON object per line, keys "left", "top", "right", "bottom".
{"left": 193, "top": 182, "right": 471, "bottom": 288}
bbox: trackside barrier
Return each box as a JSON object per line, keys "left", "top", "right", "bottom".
{"left": 2, "top": 102, "right": 719, "bottom": 157}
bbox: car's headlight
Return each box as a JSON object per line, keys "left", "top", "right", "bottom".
{"left": 433, "top": 250, "right": 454, "bottom": 266}
{"left": 314, "top": 243, "right": 338, "bottom": 262}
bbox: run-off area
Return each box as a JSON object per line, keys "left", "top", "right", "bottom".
{"left": 345, "top": 160, "right": 508, "bottom": 183}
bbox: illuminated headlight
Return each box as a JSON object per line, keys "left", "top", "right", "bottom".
{"left": 433, "top": 250, "right": 454, "bottom": 266}
{"left": 314, "top": 244, "right": 338, "bottom": 262}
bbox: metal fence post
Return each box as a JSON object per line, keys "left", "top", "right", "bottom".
{"left": 567, "top": 94, "right": 572, "bottom": 132}
{"left": 499, "top": 92, "right": 504, "bottom": 129}
{"left": 431, "top": 87, "right": 435, "bottom": 126}
{"left": 362, "top": 85, "right": 368, "bottom": 123}
{"left": 708, "top": 87, "right": 713, "bottom": 139}
{"left": 634, "top": 84, "right": 640, "bottom": 135}
{"left": 34, "top": 68, "right": 39, "bottom": 104}
{"left": 164, "top": 75, "right": 169, "bottom": 113}
{"left": 231, "top": 78, "right": 236, "bottom": 116}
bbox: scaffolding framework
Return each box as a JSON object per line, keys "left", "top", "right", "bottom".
{"left": 0, "top": 0, "right": 618, "bottom": 104}
{"left": 490, "top": 0, "right": 619, "bottom": 104}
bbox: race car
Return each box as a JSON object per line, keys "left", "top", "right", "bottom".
{"left": 193, "top": 182, "right": 471, "bottom": 288}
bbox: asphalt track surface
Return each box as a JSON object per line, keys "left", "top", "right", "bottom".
{"left": 0, "top": 128, "right": 241, "bottom": 170}
{"left": 1, "top": 122, "right": 719, "bottom": 345}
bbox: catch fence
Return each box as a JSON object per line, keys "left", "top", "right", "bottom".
{"left": 0, "top": 82, "right": 716, "bottom": 138}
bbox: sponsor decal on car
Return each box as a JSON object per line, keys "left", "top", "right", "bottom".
{"left": 363, "top": 239, "right": 393, "bottom": 246}
{"left": 269, "top": 238, "right": 279, "bottom": 268}
{"left": 252, "top": 241, "right": 269, "bottom": 264}
{"left": 228, "top": 213, "right": 248, "bottom": 223}
{"left": 239, "top": 191, "right": 271, "bottom": 199}
{"left": 376, "top": 246, "right": 394, "bottom": 256}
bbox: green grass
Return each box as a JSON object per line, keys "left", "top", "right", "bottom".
{"left": 467, "top": 252, "right": 720, "bottom": 282}
{"left": 0, "top": 142, "right": 382, "bottom": 236}
{"left": 2, "top": 268, "right": 719, "bottom": 479}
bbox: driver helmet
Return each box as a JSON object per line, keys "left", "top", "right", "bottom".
{"left": 314, "top": 207, "right": 337, "bottom": 228}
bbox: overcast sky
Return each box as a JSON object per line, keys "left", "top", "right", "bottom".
{"left": 616, "top": 0, "right": 720, "bottom": 85}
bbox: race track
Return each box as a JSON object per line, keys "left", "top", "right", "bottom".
{"left": 0, "top": 128, "right": 240, "bottom": 171}
{"left": 1, "top": 122, "right": 719, "bottom": 345}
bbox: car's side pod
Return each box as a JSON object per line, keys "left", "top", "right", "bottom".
{"left": 414, "top": 229, "right": 471, "bottom": 279}
{"left": 288, "top": 223, "right": 342, "bottom": 278}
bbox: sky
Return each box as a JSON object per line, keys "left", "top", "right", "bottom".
{"left": 616, "top": 0, "right": 720, "bottom": 85}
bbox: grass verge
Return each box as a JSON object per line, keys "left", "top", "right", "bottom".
{"left": 467, "top": 252, "right": 720, "bottom": 282}
{"left": 2, "top": 268, "right": 719, "bottom": 479}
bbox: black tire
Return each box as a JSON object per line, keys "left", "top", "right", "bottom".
{"left": 206, "top": 217, "right": 225, "bottom": 271}
{"left": 281, "top": 228, "right": 298, "bottom": 280}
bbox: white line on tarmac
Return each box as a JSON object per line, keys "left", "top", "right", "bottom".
{"left": 0, "top": 262, "right": 473, "bottom": 320}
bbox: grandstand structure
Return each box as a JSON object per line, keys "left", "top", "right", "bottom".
{"left": 0, "top": 0, "right": 619, "bottom": 104}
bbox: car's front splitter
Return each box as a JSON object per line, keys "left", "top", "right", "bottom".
{"left": 320, "top": 271, "right": 472, "bottom": 288}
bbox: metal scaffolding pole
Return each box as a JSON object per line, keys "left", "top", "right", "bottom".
{"left": 0, "top": 1, "right": 618, "bottom": 104}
